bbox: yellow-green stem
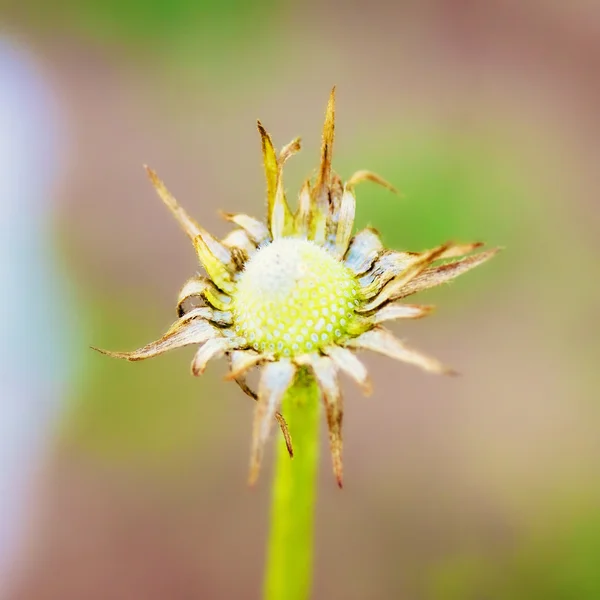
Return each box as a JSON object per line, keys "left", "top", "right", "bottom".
{"left": 264, "top": 372, "right": 320, "bottom": 600}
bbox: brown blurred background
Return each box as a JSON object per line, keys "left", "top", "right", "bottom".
{"left": 0, "top": 0, "right": 599, "bottom": 598}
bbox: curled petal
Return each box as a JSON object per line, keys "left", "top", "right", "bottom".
{"left": 346, "top": 327, "right": 456, "bottom": 375}
{"left": 249, "top": 360, "right": 297, "bottom": 485}
{"left": 395, "top": 248, "right": 501, "bottom": 299}
{"left": 298, "top": 354, "right": 344, "bottom": 488}
{"left": 176, "top": 275, "right": 232, "bottom": 315}
{"left": 92, "top": 314, "right": 217, "bottom": 362}
{"left": 226, "top": 349, "right": 266, "bottom": 379}
{"left": 358, "top": 242, "right": 452, "bottom": 312}
{"left": 358, "top": 251, "right": 413, "bottom": 297}
{"left": 347, "top": 170, "right": 399, "bottom": 195}
{"left": 193, "top": 234, "right": 235, "bottom": 294}
{"left": 344, "top": 228, "right": 384, "bottom": 275}
{"left": 323, "top": 345, "right": 372, "bottom": 395}
{"left": 372, "top": 304, "right": 434, "bottom": 324}
{"left": 191, "top": 337, "right": 235, "bottom": 376}
{"left": 279, "top": 137, "right": 301, "bottom": 166}
{"left": 221, "top": 229, "right": 257, "bottom": 260}
{"left": 221, "top": 212, "right": 271, "bottom": 247}
{"left": 144, "top": 166, "right": 202, "bottom": 240}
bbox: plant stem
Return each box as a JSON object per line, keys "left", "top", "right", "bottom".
{"left": 264, "top": 372, "right": 320, "bottom": 600}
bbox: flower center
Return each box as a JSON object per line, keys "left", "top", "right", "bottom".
{"left": 233, "top": 238, "right": 359, "bottom": 357}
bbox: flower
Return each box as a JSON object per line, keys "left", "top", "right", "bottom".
{"left": 94, "top": 88, "right": 499, "bottom": 487}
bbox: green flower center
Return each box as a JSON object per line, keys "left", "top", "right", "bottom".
{"left": 233, "top": 238, "right": 359, "bottom": 357}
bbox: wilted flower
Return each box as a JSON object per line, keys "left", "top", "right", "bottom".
{"left": 95, "top": 89, "right": 498, "bottom": 487}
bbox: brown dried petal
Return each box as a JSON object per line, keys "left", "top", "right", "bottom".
{"left": 394, "top": 248, "right": 501, "bottom": 300}
{"left": 324, "top": 345, "right": 372, "bottom": 395}
{"left": 92, "top": 314, "right": 217, "bottom": 362}
{"left": 345, "top": 327, "right": 456, "bottom": 375}
{"left": 344, "top": 228, "right": 384, "bottom": 275}
{"left": 298, "top": 354, "right": 344, "bottom": 488}
{"left": 249, "top": 360, "right": 297, "bottom": 485}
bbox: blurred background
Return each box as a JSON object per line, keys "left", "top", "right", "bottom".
{"left": 0, "top": 0, "right": 599, "bottom": 598}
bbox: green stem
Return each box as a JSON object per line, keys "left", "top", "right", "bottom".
{"left": 264, "top": 372, "right": 320, "bottom": 600}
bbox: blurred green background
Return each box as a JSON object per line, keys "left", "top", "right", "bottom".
{"left": 1, "top": 0, "right": 599, "bottom": 598}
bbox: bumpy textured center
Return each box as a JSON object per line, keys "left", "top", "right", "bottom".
{"left": 233, "top": 238, "right": 359, "bottom": 357}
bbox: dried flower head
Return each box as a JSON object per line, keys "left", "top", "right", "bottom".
{"left": 95, "top": 88, "right": 498, "bottom": 487}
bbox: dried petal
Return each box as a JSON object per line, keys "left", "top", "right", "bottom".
{"left": 358, "top": 242, "right": 452, "bottom": 312}
{"left": 395, "top": 248, "right": 501, "bottom": 300}
{"left": 145, "top": 166, "right": 202, "bottom": 240}
{"left": 92, "top": 314, "right": 217, "bottom": 362}
{"left": 344, "top": 228, "right": 384, "bottom": 275}
{"left": 191, "top": 338, "right": 234, "bottom": 376}
{"left": 295, "top": 179, "right": 312, "bottom": 237}
{"left": 193, "top": 234, "right": 235, "bottom": 294}
{"left": 257, "top": 120, "right": 279, "bottom": 215}
{"left": 298, "top": 354, "right": 344, "bottom": 488}
{"left": 257, "top": 121, "right": 294, "bottom": 237}
{"left": 249, "top": 360, "right": 297, "bottom": 485}
{"left": 226, "top": 350, "right": 265, "bottom": 379}
{"left": 346, "top": 327, "right": 456, "bottom": 375}
{"left": 270, "top": 168, "right": 288, "bottom": 239}
{"left": 314, "top": 86, "right": 336, "bottom": 210}
{"left": 221, "top": 229, "right": 257, "bottom": 258}
{"left": 359, "top": 243, "right": 485, "bottom": 299}
{"left": 177, "top": 276, "right": 232, "bottom": 315}
{"left": 324, "top": 345, "right": 372, "bottom": 395}
{"left": 230, "top": 365, "right": 293, "bottom": 459}
{"left": 332, "top": 184, "right": 356, "bottom": 259}
{"left": 221, "top": 212, "right": 271, "bottom": 246}
{"left": 347, "top": 170, "right": 398, "bottom": 194}
{"left": 372, "top": 304, "right": 434, "bottom": 324}
{"left": 278, "top": 137, "right": 302, "bottom": 166}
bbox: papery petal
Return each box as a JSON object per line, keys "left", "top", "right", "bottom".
{"left": 176, "top": 275, "right": 232, "bottom": 315}
{"left": 324, "top": 173, "right": 344, "bottom": 252}
{"left": 298, "top": 354, "right": 344, "bottom": 487}
{"left": 358, "top": 242, "right": 452, "bottom": 312}
{"left": 347, "top": 170, "right": 398, "bottom": 194}
{"left": 249, "top": 360, "right": 297, "bottom": 485}
{"left": 257, "top": 121, "right": 294, "bottom": 238}
{"left": 314, "top": 87, "right": 335, "bottom": 210}
{"left": 221, "top": 229, "right": 257, "bottom": 261}
{"left": 193, "top": 234, "right": 235, "bottom": 294}
{"left": 396, "top": 248, "right": 500, "bottom": 299}
{"left": 332, "top": 184, "right": 356, "bottom": 259}
{"left": 92, "top": 314, "right": 218, "bottom": 362}
{"left": 221, "top": 212, "right": 270, "bottom": 246}
{"left": 359, "top": 243, "right": 485, "bottom": 299}
{"left": 278, "top": 137, "right": 301, "bottom": 166}
{"left": 191, "top": 337, "right": 235, "bottom": 376}
{"left": 257, "top": 120, "right": 279, "bottom": 215}
{"left": 323, "top": 345, "right": 372, "bottom": 395}
{"left": 226, "top": 350, "right": 265, "bottom": 379}
{"left": 345, "top": 327, "right": 456, "bottom": 375}
{"left": 344, "top": 228, "right": 384, "bottom": 275}
{"left": 295, "top": 179, "right": 312, "bottom": 237}
{"left": 230, "top": 365, "right": 293, "bottom": 459}
{"left": 372, "top": 304, "right": 434, "bottom": 324}
{"left": 145, "top": 166, "right": 202, "bottom": 240}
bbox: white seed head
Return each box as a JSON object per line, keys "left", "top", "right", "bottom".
{"left": 233, "top": 238, "right": 358, "bottom": 357}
